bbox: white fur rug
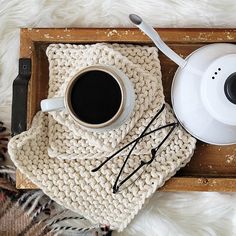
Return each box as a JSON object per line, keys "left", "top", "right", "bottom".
{"left": 1, "top": 0, "right": 236, "bottom": 235}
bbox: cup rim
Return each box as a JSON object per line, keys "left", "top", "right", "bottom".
{"left": 65, "top": 65, "right": 125, "bottom": 129}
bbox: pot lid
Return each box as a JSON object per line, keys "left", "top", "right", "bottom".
{"left": 171, "top": 43, "right": 236, "bottom": 145}
{"left": 201, "top": 54, "right": 236, "bottom": 126}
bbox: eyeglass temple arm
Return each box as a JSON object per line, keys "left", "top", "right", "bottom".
{"left": 91, "top": 122, "right": 176, "bottom": 172}
{"left": 113, "top": 159, "right": 146, "bottom": 193}
{"left": 113, "top": 122, "right": 177, "bottom": 193}
{"left": 146, "top": 123, "right": 177, "bottom": 164}
{"left": 91, "top": 104, "right": 166, "bottom": 172}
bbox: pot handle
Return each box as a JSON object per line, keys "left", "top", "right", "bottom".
{"left": 129, "top": 14, "right": 187, "bottom": 68}
{"left": 11, "top": 58, "right": 31, "bottom": 136}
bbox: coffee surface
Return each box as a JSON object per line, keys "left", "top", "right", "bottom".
{"left": 71, "top": 70, "right": 122, "bottom": 124}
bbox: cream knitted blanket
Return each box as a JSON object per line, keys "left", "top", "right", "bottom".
{"left": 8, "top": 43, "right": 196, "bottom": 232}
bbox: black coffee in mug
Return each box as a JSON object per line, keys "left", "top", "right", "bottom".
{"left": 70, "top": 70, "right": 122, "bottom": 124}
{"left": 41, "top": 65, "right": 135, "bottom": 130}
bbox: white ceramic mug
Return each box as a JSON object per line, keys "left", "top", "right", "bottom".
{"left": 41, "top": 65, "right": 135, "bottom": 131}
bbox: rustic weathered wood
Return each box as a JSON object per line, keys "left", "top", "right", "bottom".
{"left": 161, "top": 177, "right": 236, "bottom": 192}
{"left": 16, "top": 28, "right": 236, "bottom": 191}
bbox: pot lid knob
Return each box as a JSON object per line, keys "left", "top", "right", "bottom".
{"left": 224, "top": 72, "right": 236, "bottom": 105}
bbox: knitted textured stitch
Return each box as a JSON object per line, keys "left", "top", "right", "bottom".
{"left": 47, "top": 43, "right": 164, "bottom": 154}
{"left": 8, "top": 43, "right": 196, "bottom": 231}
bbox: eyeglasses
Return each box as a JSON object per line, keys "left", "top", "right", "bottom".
{"left": 92, "top": 104, "right": 178, "bottom": 193}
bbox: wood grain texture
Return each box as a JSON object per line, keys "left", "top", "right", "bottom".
{"left": 161, "top": 177, "right": 236, "bottom": 192}
{"left": 16, "top": 28, "right": 236, "bottom": 191}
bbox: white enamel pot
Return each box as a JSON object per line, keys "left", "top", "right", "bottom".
{"left": 130, "top": 14, "right": 236, "bottom": 145}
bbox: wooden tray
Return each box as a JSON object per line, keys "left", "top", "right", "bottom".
{"left": 16, "top": 28, "right": 236, "bottom": 191}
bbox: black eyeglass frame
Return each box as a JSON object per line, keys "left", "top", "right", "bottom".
{"left": 92, "top": 104, "right": 178, "bottom": 193}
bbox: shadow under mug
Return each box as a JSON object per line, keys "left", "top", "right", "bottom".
{"left": 40, "top": 65, "right": 135, "bottom": 131}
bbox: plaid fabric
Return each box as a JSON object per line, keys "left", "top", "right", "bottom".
{"left": 0, "top": 188, "right": 55, "bottom": 236}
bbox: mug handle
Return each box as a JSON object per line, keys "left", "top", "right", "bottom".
{"left": 41, "top": 97, "right": 65, "bottom": 112}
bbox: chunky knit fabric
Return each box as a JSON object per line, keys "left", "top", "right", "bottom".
{"left": 8, "top": 43, "right": 196, "bottom": 231}
{"left": 47, "top": 43, "right": 165, "bottom": 154}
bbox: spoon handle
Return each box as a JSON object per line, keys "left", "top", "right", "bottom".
{"left": 129, "top": 14, "right": 186, "bottom": 68}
